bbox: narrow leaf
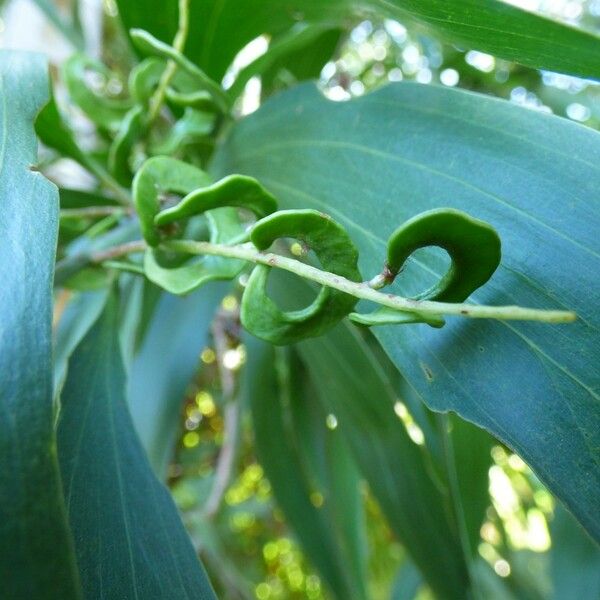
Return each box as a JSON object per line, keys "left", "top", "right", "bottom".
{"left": 297, "top": 320, "right": 471, "bottom": 598}
{"left": 128, "top": 283, "right": 229, "bottom": 476}
{"left": 243, "top": 337, "right": 365, "bottom": 599}
{"left": 0, "top": 50, "right": 81, "bottom": 599}
{"left": 57, "top": 294, "right": 216, "bottom": 598}
{"left": 116, "top": 0, "right": 600, "bottom": 81}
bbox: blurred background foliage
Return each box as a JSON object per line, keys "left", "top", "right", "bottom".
{"left": 1, "top": 0, "right": 599, "bottom": 598}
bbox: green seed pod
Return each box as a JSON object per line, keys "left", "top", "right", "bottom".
{"left": 350, "top": 208, "right": 501, "bottom": 327}
{"left": 386, "top": 208, "right": 501, "bottom": 302}
{"left": 241, "top": 209, "right": 362, "bottom": 345}
{"left": 130, "top": 29, "right": 230, "bottom": 113}
{"left": 154, "top": 174, "right": 278, "bottom": 228}
{"left": 108, "top": 105, "right": 145, "bottom": 186}
{"left": 145, "top": 209, "right": 245, "bottom": 295}
{"left": 63, "top": 54, "right": 132, "bottom": 132}
{"left": 133, "top": 156, "right": 212, "bottom": 246}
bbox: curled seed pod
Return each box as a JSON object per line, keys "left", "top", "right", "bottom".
{"left": 63, "top": 54, "right": 132, "bottom": 132}
{"left": 149, "top": 109, "right": 215, "bottom": 156}
{"left": 350, "top": 208, "right": 501, "bottom": 327}
{"left": 133, "top": 156, "right": 212, "bottom": 246}
{"left": 130, "top": 29, "right": 230, "bottom": 112}
{"left": 145, "top": 209, "right": 245, "bottom": 295}
{"left": 128, "top": 57, "right": 165, "bottom": 105}
{"left": 241, "top": 209, "right": 362, "bottom": 345}
{"left": 154, "top": 175, "right": 278, "bottom": 227}
{"left": 129, "top": 57, "right": 217, "bottom": 112}
{"left": 108, "top": 105, "right": 145, "bottom": 186}
{"left": 165, "top": 88, "right": 216, "bottom": 111}
{"left": 386, "top": 208, "right": 501, "bottom": 302}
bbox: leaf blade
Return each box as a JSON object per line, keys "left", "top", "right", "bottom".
{"left": 57, "top": 294, "right": 217, "bottom": 599}
{"left": 0, "top": 50, "right": 81, "bottom": 599}
{"left": 213, "top": 81, "right": 600, "bottom": 542}
{"left": 243, "top": 337, "right": 366, "bottom": 599}
{"left": 127, "top": 283, "right": 229, "bottom": 477}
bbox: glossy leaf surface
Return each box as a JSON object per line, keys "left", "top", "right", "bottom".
{"left": 0, "top": 50, "right": 81, "bottom": 599}
{"left": 53, "top": 289, "right": 110, "bottom": 397}
{"left": 57, "top": 295, "right": 216, "bottom": 598}
{"left": 213, "top": 82, "right": 600, "bottom": 541}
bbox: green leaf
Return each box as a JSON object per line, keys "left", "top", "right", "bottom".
{"left": 296, "top": 319, "right": 471, "bottom": 598}
{"left": 212, "top": 82, "right": 600, "bottom": 541}
{"left": 36, "top": 95, "right": 88, "bottom": 164}
{"left": 59, "top": 188, "right": 120, "bottom": 209}
{"left": 260, "top": 27, "right": 342, "bottom": 98}
{"left": 550, "top": 506, "right": 600, "bottom": 600}
{"left": 391, "top": 560, "right": 422, "bottom": 600}
{"left": 227, "top": 24, "right": 341, "bottom": 100}
{"left": 36, "top": 93, "right": 129, "bottom": 205}
{"left": 0, "top": 50, "right": 81, "bottom": 599}
{"left": 243, "top": 337, "right": 366, "bottom": 599}
{"left": 53, "top": 289, "right": 110, "bottom": 398}
{"left": 446, "top": 415, "right": 495, "bottom": 556}
{"left": 116, "top": 0, "right": 600, "bottom": 81}
{"left": 57, "top": 293, "right": 216, "bottom": 598}
{"left": 128, "top": 283, "right": 229, "bottom": 476}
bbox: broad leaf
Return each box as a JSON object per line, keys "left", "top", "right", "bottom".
{"left": 213, "top": 82, "right": 600, "bottom": 541}
{"left": 116, "top": 0, "right": 600, "bottom": 81}
{"left": 57, "top": 294, "right": 216, "bottom": 598}
{"left": 128, "top": 282, "right": 229, "bottom": 477}
{"left": 0, "top": 50, "right": 80, "bottom": 598}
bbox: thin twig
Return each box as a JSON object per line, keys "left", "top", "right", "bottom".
{"left": 80, "top": 237, "right": 576, "bottom": 324}
{"left": 203, "top": 309, "right": 241, "bottom": 519}
{"left": 164, "top": 239, "right": 577, "bottom": 324}
{"left": 90, "top": 240, "right": 147, "bottom": 263}
{"left": 60, "top": 206, "right": 126, "bottom": 219}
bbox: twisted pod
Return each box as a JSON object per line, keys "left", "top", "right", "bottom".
{"left": 134, "top": 157, "right": 277, "bottom": 295}
{"left": 54, "top": 25, "right": 574, "bottom": 338}
{"left": 131, "top": 157, "right": 506, "bottom": 343}
{"left": 240, "top": 210, "right": 362, "bottom": 345}
{"left": 350, "top": 208, "right": 501, "bottom": 328}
